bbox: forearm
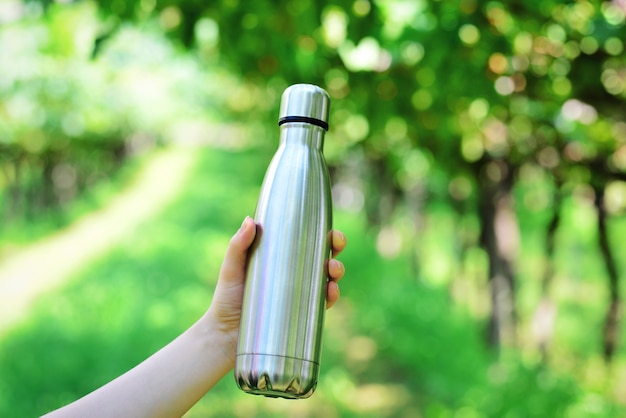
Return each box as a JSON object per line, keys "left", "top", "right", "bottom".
{"left": 43, "top": 315, "right": 234, "bottom": 418}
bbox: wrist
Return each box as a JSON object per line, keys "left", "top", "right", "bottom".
{"left": 192, "top": 309, "right": 239, "bottom": 371}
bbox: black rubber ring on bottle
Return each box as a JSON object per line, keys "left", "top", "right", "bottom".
{"left": 279, "top": 116, "right": 329, "bottom": 131}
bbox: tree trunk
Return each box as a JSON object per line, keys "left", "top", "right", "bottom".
{"left": 594, "top": 185, "right": 621, "bottom": 362}
{"left": 41, "top": 152, "right": 56, "bottom": 210}
{"left": 365, "top": 157, "right": 401, "bottom": 227}
{"left": 478, "top": 159, "right": 519, "bottom": 349}
{"left": 6, "top": 155, "right": 23, "bottom": 219}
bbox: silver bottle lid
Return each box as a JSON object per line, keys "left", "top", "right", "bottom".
{"left": 279, "top": 84, "right": 330, "bottom": 131}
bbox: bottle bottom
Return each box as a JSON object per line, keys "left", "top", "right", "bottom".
{"left": 234, "top": 354, "right": 319, "bottom": 399}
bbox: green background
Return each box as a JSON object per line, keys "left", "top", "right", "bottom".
{"left": 1, "top": 0, "right": 626, "bottom": 416}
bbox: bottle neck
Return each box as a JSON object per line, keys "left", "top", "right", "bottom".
{"left": 279, "top": 123, "right": 326, "bottom": 151}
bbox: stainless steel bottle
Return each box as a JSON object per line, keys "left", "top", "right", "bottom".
{"left": 235, "top": 84, "right": 332, "bottom": 399}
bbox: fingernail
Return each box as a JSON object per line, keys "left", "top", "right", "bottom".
{"left": 240, "top": 216, "right": 251, "bottom": 232}
{"left": 330, "top": 259, "right": 344, "bottom": 274}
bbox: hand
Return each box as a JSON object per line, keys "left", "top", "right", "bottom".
{"left": 207, "top": 216, "right": 347, "bottom": 350}
{"left": 42, "top": 217, "right": 346, "bottom": 417}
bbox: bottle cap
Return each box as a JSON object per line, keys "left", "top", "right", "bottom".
{"left": 279, "top": 84, "right": 330, "bottom": 131}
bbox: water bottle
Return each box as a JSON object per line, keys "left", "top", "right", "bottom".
{"left": 234, "top": 84, "right": 332, "bottom": 399}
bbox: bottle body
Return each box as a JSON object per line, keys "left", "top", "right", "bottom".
{"left": 235, "top": 121, "right": 332, "bottom": 399}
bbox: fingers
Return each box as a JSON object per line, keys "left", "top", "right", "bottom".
{"left": 218, "top": 216, "right": 257, "bottom": 285}
{"left": 326, "top": 281, "right": 340, "bottom": 310}
{"left": 327, "top": 231, "right": 346, "bottom": 310}
{"left": 220, "top": 221, "right": 345, "bottom": 310}
{"left": 328, "top": 259, "right": 345, "bottom": 282}
{"left": 331, "top": 230, "right": 347, "bottom": 258}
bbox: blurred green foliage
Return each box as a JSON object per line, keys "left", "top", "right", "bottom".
{"left": 0, "top": 2, "right": 239, "bottom": 225}
{"left": 1, "top": 147, "right": 618, "bottom": 417}
{"left": 2, "top": 0, "right": 626, "bottom": 416}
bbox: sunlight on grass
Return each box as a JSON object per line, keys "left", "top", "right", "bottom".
{"left": 0, "top": 147, "right": 197, "bottom": 335}
{"left": 2, "top": 1, "right": 626, "bottom": 416}
{"left": 1, "top": 147, "right": 625, "bottom": 417}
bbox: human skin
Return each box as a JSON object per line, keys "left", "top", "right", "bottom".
{"left": 43, "top": 216, "right": 347, "bottom": 418}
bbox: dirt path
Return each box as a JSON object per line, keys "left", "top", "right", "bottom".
{"left": 0, "top": 147, "right": 198, "bottom": 335}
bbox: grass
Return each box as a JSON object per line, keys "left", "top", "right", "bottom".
{"left": 0, "top": 146, "right": 625, "bottom": 417}
{"left": 0, "top": 153, "right": 146, "bottom": 252}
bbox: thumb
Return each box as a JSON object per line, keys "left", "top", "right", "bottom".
{"left": 218, "top": 216, "right": 257, "bottom": 286}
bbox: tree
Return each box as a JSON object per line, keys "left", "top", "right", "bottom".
{"left": 12, "top": 0, "right": 626, "bottom": 358}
